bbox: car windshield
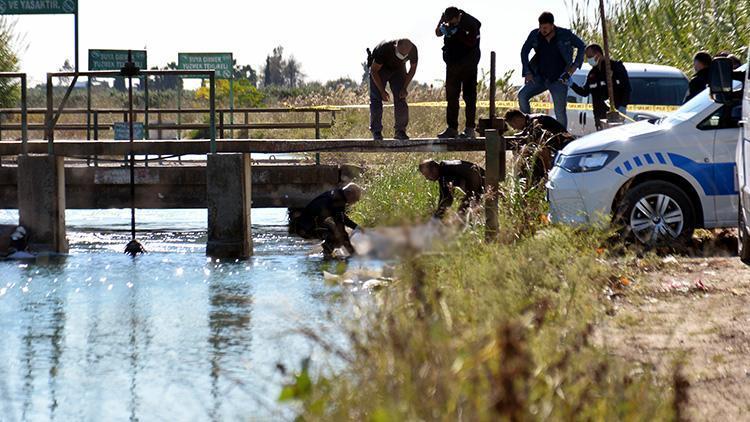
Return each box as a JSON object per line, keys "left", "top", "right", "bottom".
{"left": 660, "top": 79, "right": 743, "bottom": 126}
{"left": 630, "top": 77, "right": 689, "bottom": 105}
{"left": 661, "top": 91, "right": 712, "bottom": 125}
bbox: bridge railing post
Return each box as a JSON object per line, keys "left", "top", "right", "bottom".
{"left": 20, "top": 73, "right": 28, "bottom": 155}
{"left": 484, "top": 127, "right": 506, "bottom": 242}
{"left": 45, "top": 73, "right": 54, "bottom": 151}
{"left": 209, "top": 72, "right": 216, "bottom": 154}
{"left": 314, "top": 110, "right": 321, "bottom": 165}
{"left": 219, "top": 110, "right": 224, "bottom": 140}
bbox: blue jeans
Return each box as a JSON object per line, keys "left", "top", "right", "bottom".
{"left": 518, "top": 77, "right": 569, "bottom": 129}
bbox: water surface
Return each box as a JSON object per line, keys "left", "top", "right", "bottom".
{"left": 0, "top": 209, "right": 368, "bottom": 421}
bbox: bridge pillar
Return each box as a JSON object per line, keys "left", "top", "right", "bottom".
{"left": 17, "top": 154, "right": 68, "bottom": 253}
{"left": 206, "top": 153, "right": 253, "bottom": 259}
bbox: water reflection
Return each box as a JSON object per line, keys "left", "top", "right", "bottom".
{"left": 0, "top": 208, "right": 356, "bottom": 420}
{"left": 207, "top": 265, "right": 254, "bottom": 421}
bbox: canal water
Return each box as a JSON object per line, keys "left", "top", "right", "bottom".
{"left": 0, "top": 208, "right": 372, "bottom": 421}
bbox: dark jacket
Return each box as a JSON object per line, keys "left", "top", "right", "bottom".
{"left": 525, "top": 114, "right": 568, "bottom": 136}
{"left": 435, "top": 160, "right": 485, "bottom": 218}
{"left": 440, "top": 10, "right": 481, "bottom": 64}
{"left": 686, "top": 67, "right": 710, "bottom": 102}
{"left": 572, "top": 60, "right": 631, "bottom": 125}
{"left": 521, "top": 27, "right": 586, "bottom": 78}
{"left": 299, "top": 188, "right": 358, "bottom": 231}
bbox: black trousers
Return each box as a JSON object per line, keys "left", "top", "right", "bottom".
{"left": 445, "top": 59, "right": 479, "bottom": 130}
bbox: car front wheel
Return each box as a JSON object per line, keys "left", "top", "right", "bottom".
{"left": 615, "top": 181, "right": 695, "bottom": 246}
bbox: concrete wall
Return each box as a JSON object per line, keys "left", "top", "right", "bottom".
{"left": 0, "top": 164, "right": 361, "bottom": 209}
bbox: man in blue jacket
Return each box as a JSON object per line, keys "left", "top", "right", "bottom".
{"left": 519, "top": 12, "right": 586, "bottom": 129}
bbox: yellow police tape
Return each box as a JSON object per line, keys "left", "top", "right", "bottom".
{"left": 311, "top": 101, "right": 680, "bottom": 113}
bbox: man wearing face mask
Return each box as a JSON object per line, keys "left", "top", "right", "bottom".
{"left": 519, "top": 11, "right": 586, "bottom": 129}
{"left": 571, "top": 44, "right": 631, "bottom": 131}
{"left": 435, "top": 6, "right": 481, "bottom": 140}
{"left": 367, "top": 38, "right": 418, "bottom": 141}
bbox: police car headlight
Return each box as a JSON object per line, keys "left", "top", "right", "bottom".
{"left": 556, "top": 151, "right": 618, "bottom": 173}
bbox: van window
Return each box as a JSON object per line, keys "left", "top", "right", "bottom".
{"left": 629, "top": 77, "right": 688, "bottom": 105}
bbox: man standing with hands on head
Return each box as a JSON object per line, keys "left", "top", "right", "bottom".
{"left": 368, "top": 39, "right": 418, "bottom": 141}
{"left": 519, "top": 12, "right": 585, "bottom": 129}
{"left": 435, "top": 6, "right": 482, "bottom": 140}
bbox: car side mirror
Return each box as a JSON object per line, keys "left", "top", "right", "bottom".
{"left": 710, "top": 57, "right": 735, "bottom": 103}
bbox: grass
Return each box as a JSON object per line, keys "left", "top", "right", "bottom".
{"left": 278, "top": 159, "right": 678, "bottom": 420}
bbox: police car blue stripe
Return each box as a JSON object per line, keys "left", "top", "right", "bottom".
{"left": 615, "top": 166, "right": 623, "bottom": 175}
{"left": 623, "top": 161, "right": 633, "bottom": 172}
{"left": 633, "top": 156, "right": 643, "bottom": 167}
{"left": 667, "top": 153, "right": 737, "bottom": 196}
{"left": 644, "top": 154, "right": 654, "bottom": 165}
{"left": 655, "top": 152, "right": 667, "bottom": 165}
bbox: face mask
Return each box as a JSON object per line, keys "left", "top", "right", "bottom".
{"left": 587, "top": 57, "right": 598, "bottom": 67}
{"left": 395, "top": 45, "right": 407, "bottom": 61}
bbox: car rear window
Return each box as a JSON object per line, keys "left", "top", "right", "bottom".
{"left": 630, "top": 77, "right": 688, "bottom": 105}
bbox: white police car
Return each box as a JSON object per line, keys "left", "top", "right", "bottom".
{"left": 547, "top": 74, "right": 743, "bottom": 245}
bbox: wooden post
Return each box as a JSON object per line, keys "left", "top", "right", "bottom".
{"left": 489, "top": 51, "right": 496, "bottom": 127}
{"left": 484, "top": 127, "right": 505, "bottom": 242}
{"left": 599, "top": 0, "right": 621, "bottom": 124}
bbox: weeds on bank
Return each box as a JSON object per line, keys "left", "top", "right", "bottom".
{"left": 279, "top": 160, "right": 677, "bottom": 420}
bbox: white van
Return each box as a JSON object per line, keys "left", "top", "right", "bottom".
{"left": 547, "top": 72, "right": 743, "bottom": 245}
{"left": 566, "top": 63, "right": 689, "bottom": 137}
{"left": 722, "top": 54, "right": 750, "bottom": 263}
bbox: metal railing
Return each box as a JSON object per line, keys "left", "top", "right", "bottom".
{"left": 45, "top": 69, "right": 218, "bottom": 153}
{"left": 0, "top": 107, "right": 335, "bottom": 140}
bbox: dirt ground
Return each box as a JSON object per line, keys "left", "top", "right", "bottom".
{"left": 600, "top": 249, "right": 750, "bottom": 420}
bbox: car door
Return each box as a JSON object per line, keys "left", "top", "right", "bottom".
{"left": 701, "top": 103, "right": 743, "bottom": 224}
{"left": 741, "top": 65, "right": 750, "bottom": 216}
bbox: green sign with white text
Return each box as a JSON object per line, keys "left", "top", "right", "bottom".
{"left": 0, "top": 0, "right": 77, "bottom": 14}
{"left": 89, "top": 49, "right": 147, "bottom": 71}
{"left": 178, "top": 52, "right": 233, "bottom": 79}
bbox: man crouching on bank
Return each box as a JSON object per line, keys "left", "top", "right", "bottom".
{"left": 291, "top": 183, "right": 363, "bottom": 259}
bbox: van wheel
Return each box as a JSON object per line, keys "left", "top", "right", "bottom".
{"left": 615, "top": 181, "right": 695, "bottom": 246}
{"left": 738, "top": 199, "right": 750, "bottom": 265}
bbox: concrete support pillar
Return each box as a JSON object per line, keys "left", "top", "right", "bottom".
{"left": 206, "top": 153, "right": 253, "bottom": 259}
{"left": 17, "top": 154, "right": 68, "bottom": 253}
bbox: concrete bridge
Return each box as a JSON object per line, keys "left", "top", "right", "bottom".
{"left": 2, "top": 136, "right": 503, "bottom": 259}
{"left": 0, "top": 162, "right": 362, "bottom": 209}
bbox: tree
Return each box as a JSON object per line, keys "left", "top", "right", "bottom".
{"left": 233, "top": 61, "right": 258, "bottom": 87}
{"left": 261, "top": 46, "right": 306, "bottom": 88}
{"left": 326, "top": 77, "right": 359, "bottom": 91}
{"left": 58, "top": 59, "right": 75, "bottom": 86}
{"left": 262, "top": 46, "right": 286, "bottom": 87}
{"left": 195, "top": 78, "right": 265, "bottom": 108}
{"left": 568, "top": 0, "right": 750, "bottom": 73}
{"left": 361, "top": 60, "right": 370, "bottom": 86}
{"left": 149, "top": 62, "right": 182, "bottom": 91}
{"left": 0, "top": 18, "right": 20, "bottom": 108}
{"left": 285, "top": 55, "right": 304, "bottom": 88}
